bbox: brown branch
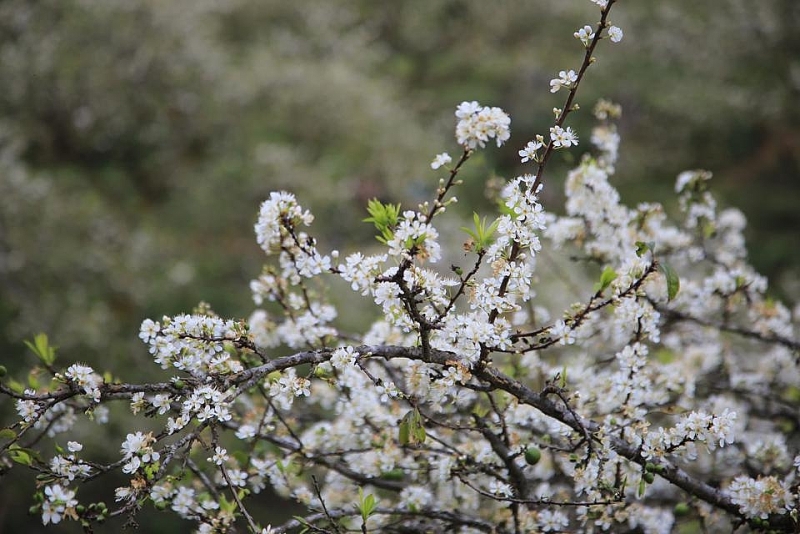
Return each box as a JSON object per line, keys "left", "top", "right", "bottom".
{"left": 272, "top": 506, "right": 499, "bottom": 534}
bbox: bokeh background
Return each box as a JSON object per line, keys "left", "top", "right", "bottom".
{"left": 1, "top": 0, "right": 798, "bottom": 531}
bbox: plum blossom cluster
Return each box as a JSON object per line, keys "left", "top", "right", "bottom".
{"left": 490, "top": 173, "right": 547, "bottom": 260}
{"left": 16, "top": 396, "right": 80, "bottom": 439}
{"left": 140, "top": 314, "right": 246, "bottom": 377}
{"left": 268, "top": 368, "right": 311, "bottom": 410}
{"left": 254, "top": 191, "right": 314, "bottom": 255}
{"left": 178, "top": 384, "right": 233, "bottom": 426}
{"left": 49, "top": 441, "right": 91, "bottom": 482}
{"left": 641, "top": 409, "right": 738, "bottom": 460}
{"left": 254, "top": 191, "right": 333, "bottom": 284}
{"left": 248, "top": 191, "right": 342, "bottom": 349}
{"left": 550, "top": 125, "right": 579, "bottom": 148}
{"left": 454, "top": 100, "right": 511, "bottom": 149}
{"left": 41, "top": 484, "right": 79, "bottom": 525}
{"left": 64, "top": 363, "right": 103, "bottom": 401}
{"left": 728, "top": 475, "right": 795, "bottom": 520}
{"left": 120, "top": 431, "right": 161, "bottom": 474}
{"left": 386, "top": 211, "right": 442, "bottom": 263}
{"left": 3, "top": 1, "right": 800, "bottom": 533}
{"left": 15, "top": 391, "right": 41, "bottom": 424}
{"left": 139, "top": 481, "right": 239, "bottom": 532}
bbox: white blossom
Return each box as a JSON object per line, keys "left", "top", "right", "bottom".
{"left": 550, "top": 69, "right": 578, "bottom": 93}
{"left": 550, "top": 125, "right": 579, "bottom": 148}
{"left": 455, "top": 101, "right": 511, "bottom": 149}
{"left": 608, "top": 25, "right": 623, "bottom": 43}
{"left": 574, "top": 25, "right": 596, "bottom": 47}
{"left": 430, "top": 152, "right": 452, "bottom": 170}
{"left": 519, "top": 137, "right": 544, "bottom": 163}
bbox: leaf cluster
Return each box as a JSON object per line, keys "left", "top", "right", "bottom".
{"left": 364, "top": 199, "right": 402, "bottom": 245}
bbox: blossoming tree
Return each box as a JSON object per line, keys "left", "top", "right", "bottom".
{"left": 2, "top": 1, "right": 799, "bottom": 532}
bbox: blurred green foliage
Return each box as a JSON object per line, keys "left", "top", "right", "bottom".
{"left": 0, "top": 0, "right": 798, "bottom": 530}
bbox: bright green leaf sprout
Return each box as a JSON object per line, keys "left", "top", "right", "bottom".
{"left": 593, "top": 266, "right": 618, "bottom": 293}
{"left": 461, "top": 212, "right": 500, "bottom": 253}
{"left": 23, "top": 333, "right": 57, "bottom": 366}
{"left": 363, "top": 198, "right": 401, "bottom": 245}
{"left": 357, "top": 487, "right": 378, "bottom": 525}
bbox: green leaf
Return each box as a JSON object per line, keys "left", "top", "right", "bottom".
{"left": 363, "top": 199, "right": 401, "bottom": 244}
{"left": 398, "top": 408, "right": 426, "bottom": 446}
{"left": 25, "top": 333, "right": 56, "bottom": 365}
{"left": 364, "top": 493, "right": 375, "bottom": 513}
{"left": 357, "top": 487, "right": 378, "bottom": 523}
{"left": 413, "top": 422, "right": 427, "bottom": 445}
{"left": 472, "top": 404, "right": 489, "bottom": 419}
{"left": 461, "top": 213, "right": 499, "bottom": 253}
{"left": 398, "top": 412, "right": 410, "bottom": 445}
{"left": 144, "top": 462, "right": 160, "bottom": 481}
{"left": 218, "top": 493, "right": 237, "bottom": 514}
{"left": 634, "top": 241, "right": 655, "bottom": 257}
{"left": 24, "top": 333, "right": 57, "bottom": 366}
{"left": 9, "top": 446, "right": 33, "bottom": 466}
{"left": 599, "top": 266, "right": 617, "bottom": 289}
{"left": 0, "top": 428, "right": 17, "bottom": 440}
{"left": 27, "top": 372, "right": 41, "bottom": 390}
{"left": 594, "top": 266, "right": 617, "bottom": 293}
{"left": 8, "top": 379, "right": 25, "bottom": 395}
{"left": 659, "top": 262, "right": 680, "bottom": 301}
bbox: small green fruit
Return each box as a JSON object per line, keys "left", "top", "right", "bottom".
{"left": 673, "top": 502, "right": 690, "bottom": 516}
{"left": 524, "top": 447, "right": 542, "bottom": 465}
{"left": 642, "top": 472, "right": 655, "bottom": 484}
